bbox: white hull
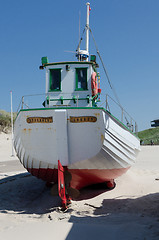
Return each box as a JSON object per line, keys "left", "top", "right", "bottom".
{"left": 14, "top": 107, "right": 140, "bottom": 173}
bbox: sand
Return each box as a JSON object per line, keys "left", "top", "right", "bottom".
{"left": 0, "top": 132, "right": 158, "bottom": 239}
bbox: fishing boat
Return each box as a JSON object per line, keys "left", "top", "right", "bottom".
{"left": 14, "top": 3, "right": 140, "bottom": 209}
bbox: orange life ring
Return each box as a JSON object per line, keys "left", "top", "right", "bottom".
{"left": 91, "top": 72, "right": 98, "bottom": 97}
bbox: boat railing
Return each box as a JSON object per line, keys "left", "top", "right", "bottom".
{"left": 16, "top": 93, "right": 46, "bottom": 113}
{"left": 16, "top": 92, "right": 95, "bottom": 112}
{"left": 99, "top": 94, "right": 138, "bottom": 133}
{"left": 16, "top": 92, "right": 138, "bottom": 133}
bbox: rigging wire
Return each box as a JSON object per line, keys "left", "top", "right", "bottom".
{"left": 89, "top": 27, "right": 134, "bottom": 127}
{"left": 76, "top": 27, "right": 86, "bottom": 52}
{"left": 76, "top": 25, "right": 132, "bottom": 127}
{"left": 89, "top": 27, "right": 122, "bottom": 109}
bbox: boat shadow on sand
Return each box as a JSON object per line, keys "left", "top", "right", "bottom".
{"left": 66, "top": 193, "right": 159, "bottom": 240}
{"left": 0, "top": 172, "right": 159, "bottom": 220}
{"left": 0, "top": 173, "right": 114, "bottom": 214}
{"left": 0, "top": 173, "right": 58, "bottom": 214}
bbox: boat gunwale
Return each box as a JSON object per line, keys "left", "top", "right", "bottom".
{"left": 15, "top": 107, "right": 140, "bottom": 139}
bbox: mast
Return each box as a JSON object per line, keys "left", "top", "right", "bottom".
{"left": 86, "top": 2, "right": 90, "bottom": 61}
{"left": 76, "top": 2, "right": 90, "bottom": 61}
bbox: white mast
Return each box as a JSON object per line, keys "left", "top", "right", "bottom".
{"left": 86, "top": 2, "right": 90, "bottom": 61}
{"left": 76, "top": 2, "right": 90, "bottom": 61}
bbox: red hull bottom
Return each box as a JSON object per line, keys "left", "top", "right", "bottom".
{"left": 27, "top": 167, "right": 130, "bottom": 190}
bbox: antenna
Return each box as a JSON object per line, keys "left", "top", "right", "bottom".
{"left": 86, "top": 2, "right": 90, "bottom": 61}
{"left": 79, "top": 11, "right": 81, "bottom": 45}
{"left": 76, "top": 2, "right": 90, "bottom": 61}
{"left": 78, "top": 11, "right": 81, "bottom": 61}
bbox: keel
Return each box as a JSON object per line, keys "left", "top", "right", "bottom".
{"left": 58, "top": 160, "right": 67, "bottom": 210}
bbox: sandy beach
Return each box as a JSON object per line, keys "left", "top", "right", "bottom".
{"left": 0, "top": 132, "right": 158, "bottom": 239}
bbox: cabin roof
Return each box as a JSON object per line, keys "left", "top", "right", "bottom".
{"left": 43, "top": 61, "right": 94, "bottom": 67}
{"left": 41, "top": 60, "right": 98, "bottom": 73}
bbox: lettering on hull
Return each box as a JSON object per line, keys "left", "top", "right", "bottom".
{"left": 70, "top": 116, "right": 97, "bottom": 123}
{"left": 26, "top": 117, "right": 53, "bottom": 124}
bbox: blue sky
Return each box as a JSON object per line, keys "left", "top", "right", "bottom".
{"left": 1, "top": 0, "right": 159, "bottom": 131}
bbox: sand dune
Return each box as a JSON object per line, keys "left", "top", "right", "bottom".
{"left": 0, "top": 133, "right": 158, "bottom": 239}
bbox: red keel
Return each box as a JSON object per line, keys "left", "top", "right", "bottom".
{"left": 58, "top": 160, "right": 67, "bottom": 210}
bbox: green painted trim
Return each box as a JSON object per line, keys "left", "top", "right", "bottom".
{"left": 43, "top": 61, "right": 94, "bottom": 67}
{"left": 86, "top": 95, "right": 90, "bottom": 103}
{"left": 48, "top": 90, "right": 62, "bottom": 92}
{"left": 19, "top": 106, "right": 103, "bottom": 112}
{"left": 60, "top": 96, "right": 63, "bottom": 104}
{"left": 75, "top": 67, "right": 88, "bottom": 91}
{"left": 92, "top": 94, "right": 98, "bottom": 100}
{"left": 48, "top": 97, "right": 92, "bottom": 102}
{"left": 49, "top": 98, "right": 72, "bottom": 101}
{"left": 16, "top": 107, "right": 102, "bottom": 117}
{"left": 92, "top": 64, "right": 97, "bottom": 73}
{"left": 41, "top": 56, "right": 49, "bottom": 65}
{"left": 73, "top": 95, "right": 76, "bottom": 103}
{"left": 75, "top": 89, "right": 88, "bottom": 91}
{"left": 49, "top": 68, "right": 62, "bottom": 92}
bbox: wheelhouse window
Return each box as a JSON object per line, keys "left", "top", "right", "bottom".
{"left": 75, "top": 68, "right": 87, "bottom": 90}
{"left": 49, "top": 69, "right": 61, "bottom": 91}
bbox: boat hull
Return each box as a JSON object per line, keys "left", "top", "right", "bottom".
{"left": 28, "top": 167, "right": 129, "bottom": 190}
{"left": 14, "top": 107, "right": 140, "bottom": 190}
